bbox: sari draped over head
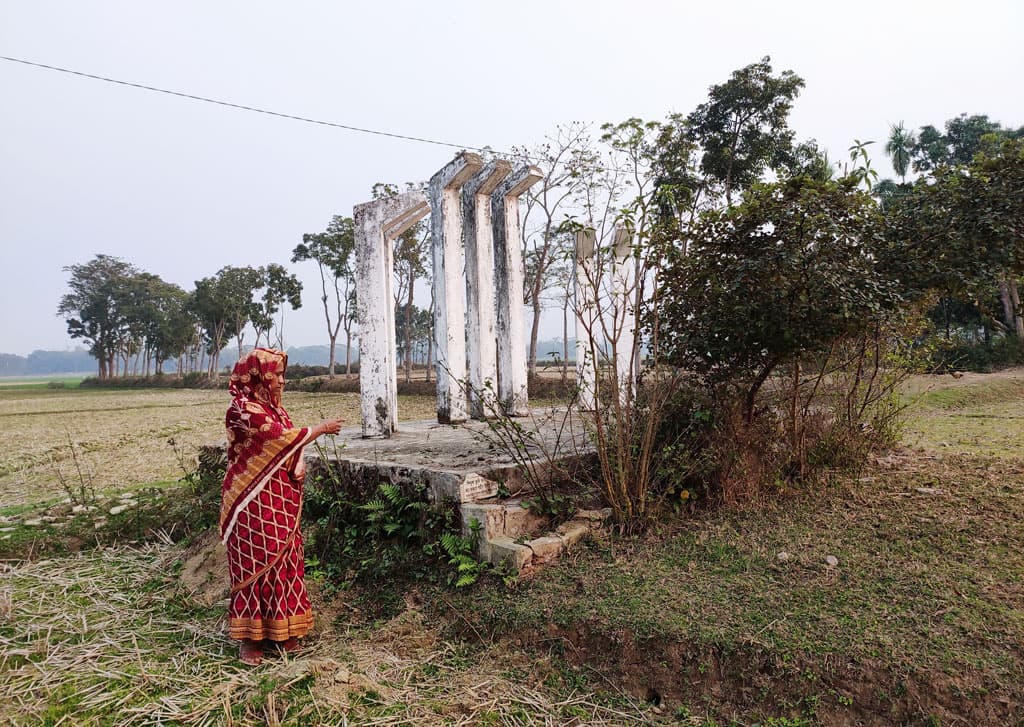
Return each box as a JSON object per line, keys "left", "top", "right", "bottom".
{"left": 220, "top": 348, "right": 317, "bottom": 642}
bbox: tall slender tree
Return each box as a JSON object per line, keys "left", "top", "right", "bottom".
{"left": 189, "top": 267, "right": 261, "bottom": 377}
{"left": 292, "top": 216, "right": 356, "bottom": 377}
{"left": 517, "top": 123, "right": 596, "bottom": 378}
{"left": 251, "top": 263, "right": 303, "bottom": 349}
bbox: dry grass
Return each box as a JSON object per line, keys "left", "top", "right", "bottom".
{"left": 0, "top": 388, "right": 437, "bottom": 508}
{"left": 3, "top": 372, "right": 1024, "bottom": 723}
{"left": 0, "top": 543, "right": 649, "bottom": 725}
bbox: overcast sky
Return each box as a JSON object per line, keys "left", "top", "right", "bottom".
{"left": 2, "top": 0, "right": 1022, "bottom": 356}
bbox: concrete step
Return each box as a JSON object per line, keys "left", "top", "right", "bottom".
{"left": 460, "top": 499, "right": 612, "bottom": 571}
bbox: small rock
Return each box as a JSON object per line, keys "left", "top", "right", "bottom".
{"left": 22, "top": 519, "right": 42, "bottom": 527}
{"left": 119, "top": 491, "right": 135, "bottom": 499}
{"left": 825, "top": 555, "right": 839, "bottom": 568}
{"left": 0, "top": 527, "right": 13, "bottom": 533}
{"left": 109, "top": 504, "right": 132, "bottom": 516}
{"left": 776, "top": 551, "right": 790, "bottom": 562}
{"left": 914, "top": 487, "right": 944, "bottom": 495}
{"left": 94, "top": 518, "right": 107, "bottom": 529}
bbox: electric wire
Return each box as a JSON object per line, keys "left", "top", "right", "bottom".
{"left": 0, "top": 54, "right": 640, "bottom": 179}
{"left": 0, "top": 54, "right": 517, "bottom": 157}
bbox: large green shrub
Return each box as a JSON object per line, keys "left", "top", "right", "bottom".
{"left": 650, "top": 175, "right": 913, "bottom": 500}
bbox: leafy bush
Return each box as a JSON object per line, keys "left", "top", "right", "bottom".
{"left": 647, "top": 176, "right": 916, "bottom": 503}
{"left": 79, "top": 373, "right": 226, "bottom": 389}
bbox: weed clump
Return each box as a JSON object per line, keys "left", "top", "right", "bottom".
{"left": 302, "top": 447, "right": 484, "bottom": 616}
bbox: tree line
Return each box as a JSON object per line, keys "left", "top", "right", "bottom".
{"left": 58, "top": 258, "right": 302, "bottom": 380}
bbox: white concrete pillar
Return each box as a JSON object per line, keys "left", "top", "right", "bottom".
{"left": 462, "top": 160, "right": 512, "bottom": 419}
{"left": 428, "top": 152, "right": 484, "bottom": 424}
{"left": 354, "top": 191, "right": 429, "bottom": 438}
{"left": 491, "top": 165, "right": 543, "bottom": 416}
{"left": 574, "top": 227, "right": 598, "bottom": 411}
{"left": 611, "top": 226, "right": 637, "bottom": 406}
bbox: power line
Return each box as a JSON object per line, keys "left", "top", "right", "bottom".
{"left": 1, "top": 55, "right": 639, "bottom": 179}
{"left": 0, "top": 54, "right": 514, "bottom": 156}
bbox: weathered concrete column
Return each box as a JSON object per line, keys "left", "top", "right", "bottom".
{"left": 462, "top": 160, "right": 512, "bottom": 419}
{"left": 354, "top": 191, "right": 429, "bottom": 438}
{"left": 491, "top": 165, "right": 543, "bottom": 416}
{"left": 574, "top": 227, "right": 598, "bottom": 411}
{"left": 611, "top": 226, "right": 637, "bottom": 406}
{"left": 429, "top": 152, "right": 484, "bottom": 424}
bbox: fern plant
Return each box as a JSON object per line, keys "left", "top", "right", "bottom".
{"left": 440, "top": 518, "right": 484, "bottom": 588}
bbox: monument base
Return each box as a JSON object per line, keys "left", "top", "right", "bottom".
{"left": 307, "top": 408, "right": 607, "bottom": 570}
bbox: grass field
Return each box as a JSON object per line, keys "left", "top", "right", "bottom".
{"left": 0, "top": 386, "right": 438, "bottom": 509}
{"left": 0, "top": 376, "right": 84, "bottom": 389}
{"left": 0, "top": 372, "right": 1022, "bottom": 724}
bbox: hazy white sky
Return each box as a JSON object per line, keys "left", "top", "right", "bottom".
{"left": 1, "top": 0, "right": 1022, "bottom": 356}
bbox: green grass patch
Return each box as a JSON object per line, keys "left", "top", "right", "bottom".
{"left": 0, "top": 376, "right": 84, "bottom": 391}
{"left": 910, "top": 376, "right": 1024, "bottom": 412}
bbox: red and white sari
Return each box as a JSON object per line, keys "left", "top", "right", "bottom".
{"left": 219, "top": 349, "right": 318, "bottom": 642}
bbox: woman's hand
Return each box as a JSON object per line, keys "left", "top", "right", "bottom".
{"left": 313, "top": 418, "right": 343, "bottom": 437}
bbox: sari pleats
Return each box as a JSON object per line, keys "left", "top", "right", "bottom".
{"left": 225, "top": 473, "right": 313, "bottom": 641}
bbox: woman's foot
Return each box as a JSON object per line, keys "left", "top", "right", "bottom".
{"left": 239, "top": 639, "right": 263, "bottom": 666}
{"left": 280, "top": 636, "right": 301, "bottom": 653}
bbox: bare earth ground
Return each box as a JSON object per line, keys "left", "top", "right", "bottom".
{"left": 0, "top": 371, "right": 1022, "bottom": 724}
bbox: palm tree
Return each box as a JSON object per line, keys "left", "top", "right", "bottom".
{"left": 885, "top": 122, "right": 916, "bottom": 183}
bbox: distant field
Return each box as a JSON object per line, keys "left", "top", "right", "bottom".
{"left": 0, "top": 385, "right": 436, "bottom": 509}
{"left": 0, "top": 376, "right": 85, "bottom": 389}
{"left": 4, "top": 367, "right": 1023, "bottom": 512}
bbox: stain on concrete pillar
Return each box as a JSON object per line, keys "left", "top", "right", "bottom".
{"left": 575, "top": 226, "right": 598, "bottom": 412}
{"left": 491, "top": 165, "right": 542, "bottom": 417}
{"left": 462, "top": 160, "right": 512, "bottom": 419}
{"left": 428, "top": 152, "right": 483, "bottom": 424}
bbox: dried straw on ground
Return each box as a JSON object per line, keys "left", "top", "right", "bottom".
{"left": 0, "top": 542, "right": 649, "bottom": 725}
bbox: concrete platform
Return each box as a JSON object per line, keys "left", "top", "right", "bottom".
{"left": 308, "top": 407, "right": 605, "bottom": 570}
{"left": 311, "top": 407, "right": 590, "bottom": 504}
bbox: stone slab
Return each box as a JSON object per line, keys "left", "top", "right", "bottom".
{"left": 526, "top": 535, "right": 564, "bottom": 564}
{"left": 555, "top": 521, "right": 592, "bottom": 548}
{"left": 310, "top": 408, "right": 590, "bottom": 505}
{"left": 481, "top": 536, "right": 533, "bottom": 570}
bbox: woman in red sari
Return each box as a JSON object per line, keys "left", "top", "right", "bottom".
{"left": 219, "top": 348, "right": 342, "bottom": 665}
